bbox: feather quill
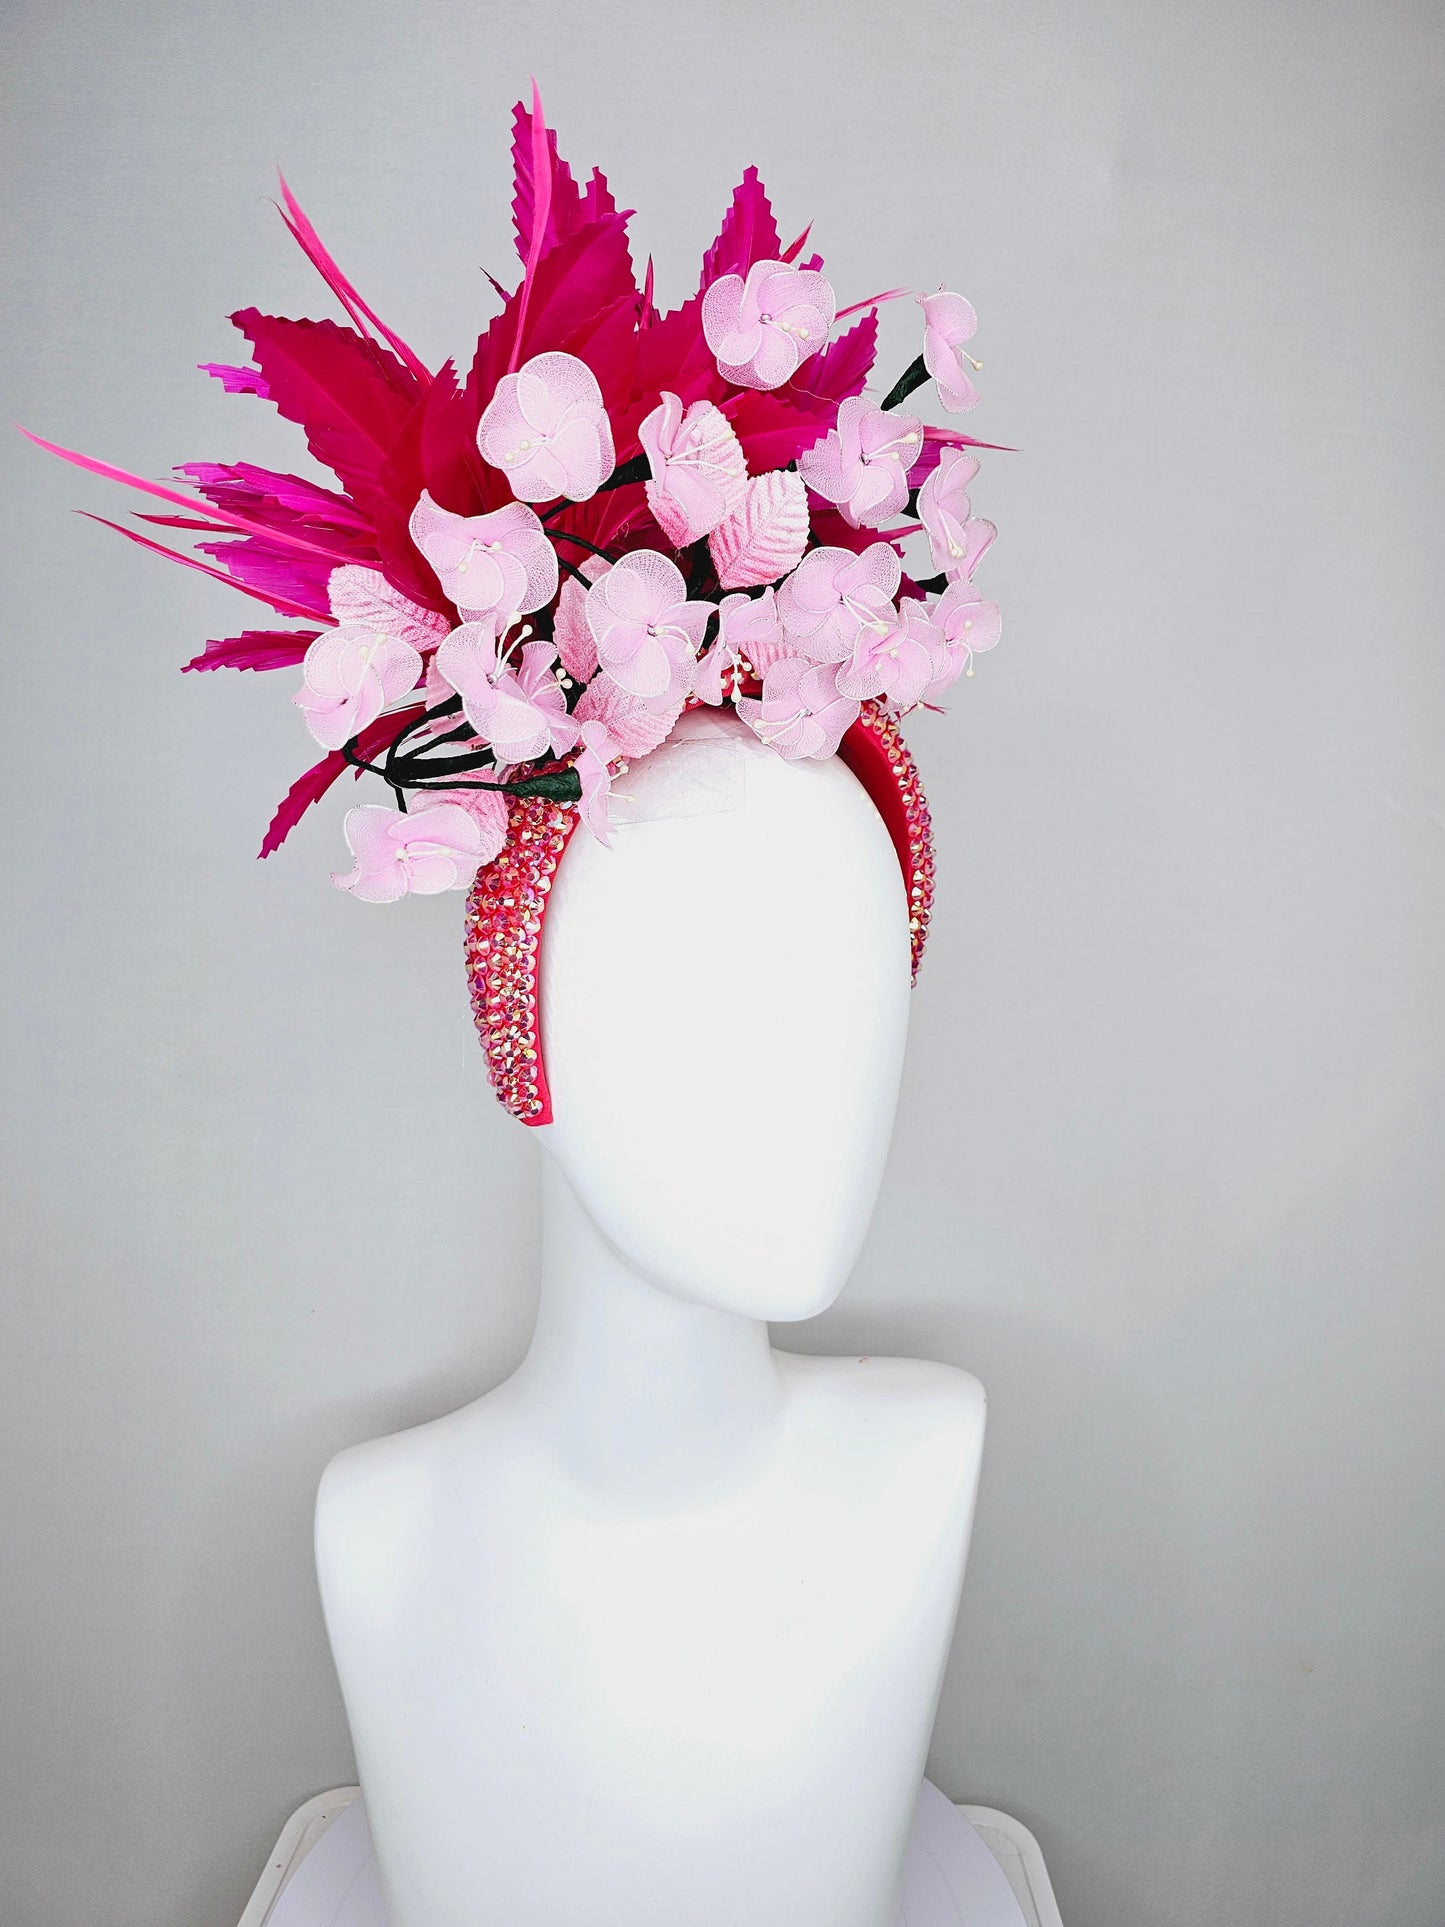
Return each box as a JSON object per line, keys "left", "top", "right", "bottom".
{"left": 259, "top": 706, "right": 423, "bottom": 858}
{"left": 78, "top": 514, "right": 327, "bottom": 619}
{"left": 183, "top": 629, "right": 319, "bottom": 674}
{"left": 507, "top": 80, "right": 554, "bottom": 374}
{"left": 275, "top": 172, "right": 432, "bottom": 386}
{"left": 21, "top": 429, "right": 351, "bottom": 561}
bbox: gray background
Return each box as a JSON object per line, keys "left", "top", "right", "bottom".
{"left": 2, "top": 2, "right": 1442, "bottom": 1923}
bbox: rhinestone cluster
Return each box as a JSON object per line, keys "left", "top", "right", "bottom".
{"left": 848, "top": 704, "right": 935, "bottom": 982}
{"left": 463, "top": 795, "right": 578, "bottom": 1125}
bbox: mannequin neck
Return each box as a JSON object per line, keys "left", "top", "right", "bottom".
{"left": 512, "top": 1159, "right": 786, "bottom": 1499}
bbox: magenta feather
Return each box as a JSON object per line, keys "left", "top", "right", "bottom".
{"left": 195, "top": 535, "right": 338, "bottom": 613}
{"left": 228, "top": 311, "right": 430, "bottom": 603}
{"left": 786, "top": 313, "right": 879, "bottom": 414}
{"left": 510, "top": 95, "right": 620, "bottom": 268}
{"left": 77, "top": 513, "right": 332, "bottom": 619}
{"left": 465, "top": 215, "right": 639, "bottom": 446}
{"left": 369, "top": 393, "right": 451, "bottom": 612}
{"left": 182, "top": 629, "right": 319, "bottom": 674}
{"left": 20, "top": 428, "right": 352, "bottom": 561}
{"left": 200, "top": 362, "right": 269, "bottom": 395}
{"left": 508, "top": 81, "right": 554, "bottom": 375}
{"left": 258, "top": 706, "right": 422, "bottom": 858}
{"left": 177, "top": 462, "right": 377, "bottom": 554}
{"left": 275, "top": 172, "right": 431, "bottom": 387}
{"left": 229, "top": 311, "right": 420, "bottom": 501}
{"left": 419, "top": 360, "right": 490, "bottom": 514}
{"left": 699, "top": 169, "right": 782, "bottom": 291}
{"left": 835, "top": 288, "right": 910, "bottom": 320}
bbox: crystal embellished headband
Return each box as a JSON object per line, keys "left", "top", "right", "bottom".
{"left": 27, "top": 87, "right": 1001, "bottom": 1126}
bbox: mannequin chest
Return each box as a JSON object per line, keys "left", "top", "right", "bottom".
{"left": 315, "top": 1358, "right": 985, "bottom": 1925}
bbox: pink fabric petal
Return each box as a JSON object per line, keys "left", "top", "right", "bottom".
{"left": 553, "top": 557, "right": 607, "bottom": 679}
{"left": 736, "top": 653, "right": 859, "bottom": 760}
{"left": 332, "top": 803, "right": 484, "bottom": 902}
{"left": 800, "top": 397, "right": 922, "bottom": 529}
{"left": 701, "top": 261, "right": 837, "bottom": 391}
{"left": 293, "top": 621, "right": 421, "bottom": 749}
{"left": 919, "top": 289, "right": 981, "bottom": 414}
{"left": 775, "top": 541, "right": 902, "bottom": 661}
{"left": 917, "top": 447, "right": 983, "bottom": 575}
{"left": 695, "top": 586, "right": 785, "bottom": 703}
{"left": 639, "top": 392, "right": 748, "bottom": 546}
{"left": 575, "top": 718, "right": 621, "bottom": 845}
{"left": 477, "top": 351, "right": 615, "bottom": 502}
{"left": 585, "top": 551, "right": 708, "bottom": 700}
{"left": 925, "top": 578, "right": 1002, "bottom": 699}
{"left": 407, "top": 491, "right": 557, "bottom": 619}
{"left": 721, "top": 586, "right": 786, "bottom": 672}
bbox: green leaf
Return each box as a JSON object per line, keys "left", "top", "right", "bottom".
{"left": 880, "top": 355, "right": 929, "bottom": 411}
{"left": 510, "top": 767, "right": 582, "bottom": 802}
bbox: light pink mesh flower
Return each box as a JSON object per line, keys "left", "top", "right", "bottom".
{"left": 293, "top": 570, "right": 437, "bottom": 751}
{"left": 694, "top": 587, "right": 784, "bottom": 704}
{"left": 584, "top": 549, "right": 712, "bottom": 700}
{"left": 701, "top": 261, "right": 837, "bottom": 390}
{"left": 477, "top": 351, "right": 616, "bottom": 502}
{"left": 294, "top": 628, "right": 423, "bottom": 749}
{"left": 415, "top": 785, "right": 510, "bottom": 864}
{"left": 925, "top": 578, "right": 1002, "bottom": 699}
{"left": 797, "top": 397, "right": 924, "bottom": 529}
{"left": 775, "top": 542, "right": 902, "bottom": 664}
{"left": 639, "top": 392, "right": 748, "bottom": 545}
{"left": 736, "top": 655, "right": 860, "bottom": 761}
{"left": 408, "top": 490, "right": 558, "bottom": 620}
{"left": 835, "top": 601, "right": 936, "bottom": 709}
{"left": 575, "top": 719, "right": 621, "bottom": 846}
{"left": 332, "top": 803, "right": 485, "bottom": 903}
{"left": 435, "top": 623, "right": 579, "bottom": 764}
{"left": 918, "top": 290, "right": 982, "bottom": 413}
{"left": 916, "top": 447, "right": 982, "bottom": 575}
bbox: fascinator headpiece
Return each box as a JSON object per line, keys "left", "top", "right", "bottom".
{"left": 28, "top": 88, "right": 1002, "bottom": 1124}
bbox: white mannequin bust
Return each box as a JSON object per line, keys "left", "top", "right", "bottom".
{"left": 315, "top": 708, "right": 987, "bottom": 1927}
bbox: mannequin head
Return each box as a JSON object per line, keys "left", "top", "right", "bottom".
{"left": 539, "top": 707, "right": 911, "bottom": 1322}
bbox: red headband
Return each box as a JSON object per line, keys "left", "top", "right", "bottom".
{"left": 464, "top": 702, "right": 934, "bottom": 1125}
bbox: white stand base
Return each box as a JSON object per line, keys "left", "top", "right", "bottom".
{"left": 238, "top": 1780, "right": 1062, "bottom": 1927}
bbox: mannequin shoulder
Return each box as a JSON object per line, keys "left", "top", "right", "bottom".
{"left": 315, "top": 1425, "right": 431, "bottom": 1590}
{"left": 315, "top": 1398, "right": 507, "bottom": 1587}
{"left": 776, "top": 1350, "right": 986, "bottom": 1478}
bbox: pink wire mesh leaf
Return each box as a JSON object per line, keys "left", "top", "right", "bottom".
{"left": 708, "top": 470, "right": 809, "bottom": 590}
